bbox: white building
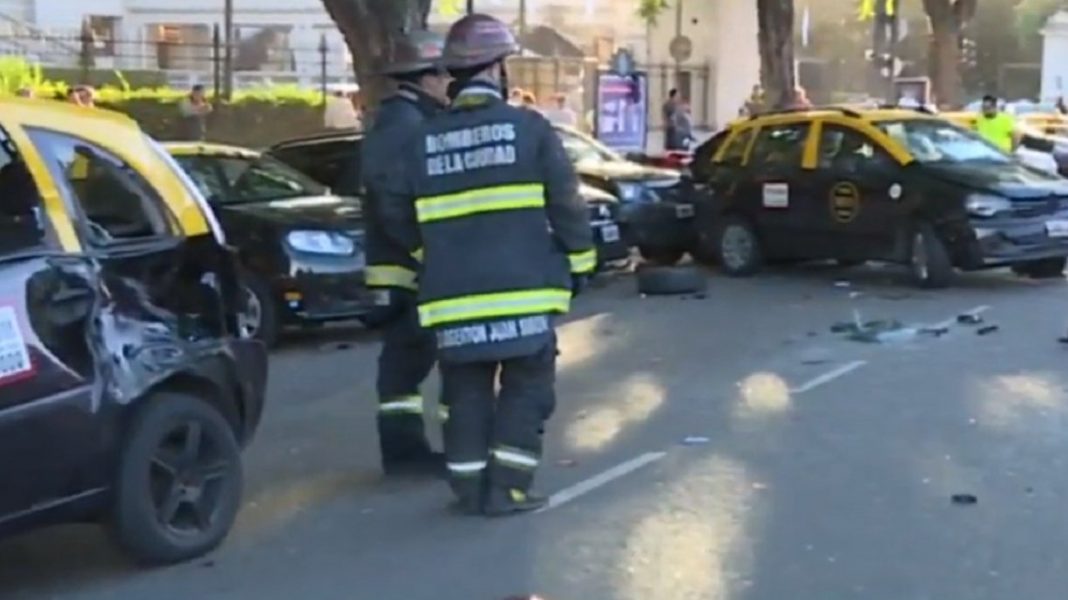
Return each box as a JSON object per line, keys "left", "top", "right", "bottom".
{"left": 1041, "top": 10, "right": 1068, "bottom": 101}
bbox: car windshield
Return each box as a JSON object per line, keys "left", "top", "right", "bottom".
{"left": 556, "top": 128, "right": 624, "bottom": 164}
{"left": 877, "top": 119, "right": 1011, "bottom": 165}
{"left": 218, "top": 154, "right": 329, "bottom": 203}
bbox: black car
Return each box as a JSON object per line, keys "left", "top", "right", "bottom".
{"left": 266, "top": 127, "right": 646, "bottom": 267}
{"left": 552, "top": 126, "right": 699, "bottom": 264}
{"left": 166, "top": 143, "right": 374, "bottom": 346}
{"left": 1, "top": 103, "right": 266, "bottom": 564}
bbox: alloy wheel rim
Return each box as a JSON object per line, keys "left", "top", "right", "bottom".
{"left": 149, "top": 420, "right": 231, "bottom": 538}
{"left": 911, "top": 233, "right": 929, "bottom": 281}
{"left": 722, "top": 225, "right": 753, "bottom": 270}
{"left": 237, "top": 286, "right": 261, "bottom": 339}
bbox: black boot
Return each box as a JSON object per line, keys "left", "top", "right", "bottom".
{"left": 483, "top": 487, "right": 548, "bottom": 517}
{"left": 383, "top": 450, "right": 446, "bottom": 478}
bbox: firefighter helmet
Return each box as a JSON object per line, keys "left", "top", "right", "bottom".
{"left": 442, "top": 13, "right": 519, "bottom": 70}
{"left": 381, "top": 29, "right": 446, "bottom": 76}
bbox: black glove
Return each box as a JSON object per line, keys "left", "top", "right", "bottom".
{"left": 571, "top": 274, "right": 589, "bottom": 297}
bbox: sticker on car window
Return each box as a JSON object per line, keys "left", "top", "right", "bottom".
{"left": 830, "top": 182, "right": 862, "bottom": 223}
{"left": 762, "top": 183, "right": 789, "bottom": 208}
{"left": 0, "top": 305, "right": 34, "bottom": 385}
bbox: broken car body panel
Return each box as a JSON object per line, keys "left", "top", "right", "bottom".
{"left": 0, "top": 98, "right": 267, "bottom": 537}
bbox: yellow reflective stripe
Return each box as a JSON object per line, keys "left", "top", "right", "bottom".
{"left": 416, "top": 184, "right": 545, "bottom": 223}
{"left": 418, "top": 289, "right": 571, "bottom": 327}
{"left": 568, "top": 249, "right": 597, "bottom": 274}
{"left": 438, "top": 405, "right": 450, "bottom": 421}
{"left": 448, "top": 461, "right": 487, "bottom": 474}
{"left": 491, "top": 446, "right": 539, "bottom": 470}
{"left": 379, "top": 395, "right": 423, "bottom": 414}
{"left": 365, "top": 265, "right": 418, "bottom": 290}
{"left": 411, "top": 247, "right": 424, "bottom": 262}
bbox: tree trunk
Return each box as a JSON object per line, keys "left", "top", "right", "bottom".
{"left": 922, "top": 0, "right": 977, "bottom": 108}
{"left": 756, "top": 0, "right": 796, "bottom": 110}
{"left": 320, "top": 0, "right": 432, "bottom": 121}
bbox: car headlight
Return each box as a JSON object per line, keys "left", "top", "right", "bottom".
{"left": 286, "top": 230, "right": 355, "bottom": 255}
{"left": 965, "top": 194, "right": 1011, "bottom": 217}
{"left": 616, "top": 182, "right": 660, "bottom": 204}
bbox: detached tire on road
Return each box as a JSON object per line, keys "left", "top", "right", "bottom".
{"left": 1011, "top": 257, "right": 1067, "bottom": 279}
{"left": 909, "top": 222, "right": 954, "bottom": 289}
{"left": 111, "top": 392, "right": 244, "bottom": 565}
{"left": 636, "top": 264, "right": 707, "bottom": 296}
{"left": 715, "top": 216, "right": 763, "bottom": 277}
{"left": 638, "top": 245, "right": 685, "bottom": 266}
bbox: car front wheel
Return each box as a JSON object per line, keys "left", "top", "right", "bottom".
{"left": 715, "top": 216, "right": 763, "bottom": 276}
{"left": 1011, "top": 257, "right": 1067, "bottom": 279}
{"left": 111, "top": 392, "right": 244, "bottom": 565}
{"left": 238, "top": 272, "right": 279, "bottom": 348}
{"left": 910, "top": 223, "right": 953, "bottom": 289}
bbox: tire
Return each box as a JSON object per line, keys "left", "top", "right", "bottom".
{"left": 111, "top": 392, "right": 243, "bottom": 565}
{"left": 238, "top": 271, "right": 279, "bottom": 348}
{"left": 714, "top": 215, "right": 763, "bottom": 277}
{"left": 638, "top": 245, "right": 685, "bottom": 266}
{"left": 909, "top": 223, "right": 954, "bottom": 289}
{"left": 636, "top": 264, "right": 708, "bottom": 295}
{"left": 1011, "top": 257, "right": 1067, "bottom": 279}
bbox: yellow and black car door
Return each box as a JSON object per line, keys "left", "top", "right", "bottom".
{"left": 811, "top": 123, "right": 905, "bottom": 260}
{"left": 0, "top": 123, "right": 102, "bottom": 516}
{"left": 739, "top": 121, "right": 820, "bottom": 258}
{"left": 26, "top": 128, "right": 230, "bottom": 343}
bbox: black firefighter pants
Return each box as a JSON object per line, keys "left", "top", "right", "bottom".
{"left": 376, "top": 292, "right": 437, "bottom": 463}
{"left": 440, "top": 341, "right": 557, "bottom": 501}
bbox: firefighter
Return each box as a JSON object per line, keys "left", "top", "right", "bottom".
{"left": 378, "top": 13, "right": 595, "bottom": 516}
{"left": 361, "top": 29, "right": 452, "bottom": 476}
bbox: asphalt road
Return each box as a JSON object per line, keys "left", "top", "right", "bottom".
{"left": 3, "top": 261, "right": 1068, "bottom": 600}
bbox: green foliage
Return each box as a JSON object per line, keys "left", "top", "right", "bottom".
{"left": 0, "top": 57, "right": 44, "bottom": 94}
{"left": 637, "top": 0, "right": 670, "bottom": 24}
{"left": 1015, "top": 0, "right": 1068, "bottom": 39}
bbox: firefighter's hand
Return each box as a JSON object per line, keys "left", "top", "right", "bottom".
{"left": 571, "top": 274, "right": 589, "bottom": 297}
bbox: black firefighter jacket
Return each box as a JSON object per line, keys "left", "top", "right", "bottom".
{"left": 361, "top": 82, "right": 445, "bottom": 292}
{"left": 378, "top": 83, "right": 594, "bottom": 363}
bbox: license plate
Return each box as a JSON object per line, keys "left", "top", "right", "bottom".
{"left": 600, "top": 224, "right": 621, "bottom": 243}
{"left": 675, "top": 204, "right": 695, "bottom": 219}
{"left": 1047, "top": 220, "right": 1068, "bottom": 238}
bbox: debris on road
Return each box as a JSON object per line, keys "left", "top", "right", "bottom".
{"left": 834, "top": 280, "right": 851, "bottom": 288}
{"left": 977, "top": 325, "right": 1000, "bottom": 336}
{"left": 681, "top": 436, "right": 711, "bottom": 445}
{"left": 556, "top": 459, "right": 578, "bottom": 468}
{"left": 951, "top": 493, "right": 978, "bottom": 505}
{"left": 920, "top": 326, "right": 950, "bottom": 337}
{"left": 958, "top": 313, "right": 984, "bottom": 325}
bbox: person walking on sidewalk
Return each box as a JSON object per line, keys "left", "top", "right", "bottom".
{"left": 178, "top": 85, "right": 213, "bottom": 141}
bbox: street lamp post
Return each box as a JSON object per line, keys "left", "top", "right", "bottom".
{"left": 223, "top": 0, "right": 233, "bottom": 100}
{"left": 466, "top": 0, "right": 474, "bottom": 14}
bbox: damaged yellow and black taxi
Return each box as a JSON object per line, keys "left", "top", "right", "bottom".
{"left": 0, "top": 97, "right": 267, "bottom": 564}
{"left": 691, "top": 107, "right": 1068, "bottom": 288}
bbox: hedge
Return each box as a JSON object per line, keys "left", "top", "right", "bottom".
{"left": 1, "top": 57, "right": 331, "bottom": 148}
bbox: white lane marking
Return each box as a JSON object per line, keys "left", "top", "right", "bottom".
{"left": 791, "top": 360, "right": 868, "bottom": 394}
{"left": 928, "top": 304, "right": 991, "bottom": 331}
{"left": 538, "top": 451, "right": 666, "bottom": 513}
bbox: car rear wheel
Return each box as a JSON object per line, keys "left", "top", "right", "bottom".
{"left": 111, "top": 392, "right": 243, "bottom": 565}
{"left": 1011, "top": 257, "right": 1067, "bottom": 279}
{"left": 910, "top": 223, "right": 953, "bottom": 289}
{"left": 638, "top": 245, "right": 685, "bottom": 266}
{"left": 238, "top": 272, "right": 279, "bottom": 348}
{"left": 715, "top": 216, "right": 763, "bottom": 276}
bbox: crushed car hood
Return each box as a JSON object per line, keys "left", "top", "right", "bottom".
{"left": 217, "top": 195, "right": 362, "bottom": 229}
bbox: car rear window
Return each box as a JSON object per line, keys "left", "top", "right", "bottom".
{"left": 270, "top": 139, "right": 362, "bottom": 197}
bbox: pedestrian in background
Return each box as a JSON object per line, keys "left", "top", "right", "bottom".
{"left": 508, "top": 87, "right": 525, "bottom": 107}
{"left": 15, "top": 88, "right": 33, "bottom": 98}
{"left": 975, "top": 94, "right": 1018, "bottom": 153}
{"left": 543, "top": 93, "right": 577, "bottom": 128}
{"left": 521, "top": 91, "right": 538, "bottom": 110}
{"left": 76, "top": 85, "right": 95, "bottom": 108}
{"left": 178, "top": 84, "right": 213, "bottom": 141}
{"left": 669, "top": 101, "right": 695, "bottom": 150}
{"left": 662, "top": 88, "right": 680, "bottom": 150}
{"left": 325, "top": 89, "right": 361, "bottom": 130}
